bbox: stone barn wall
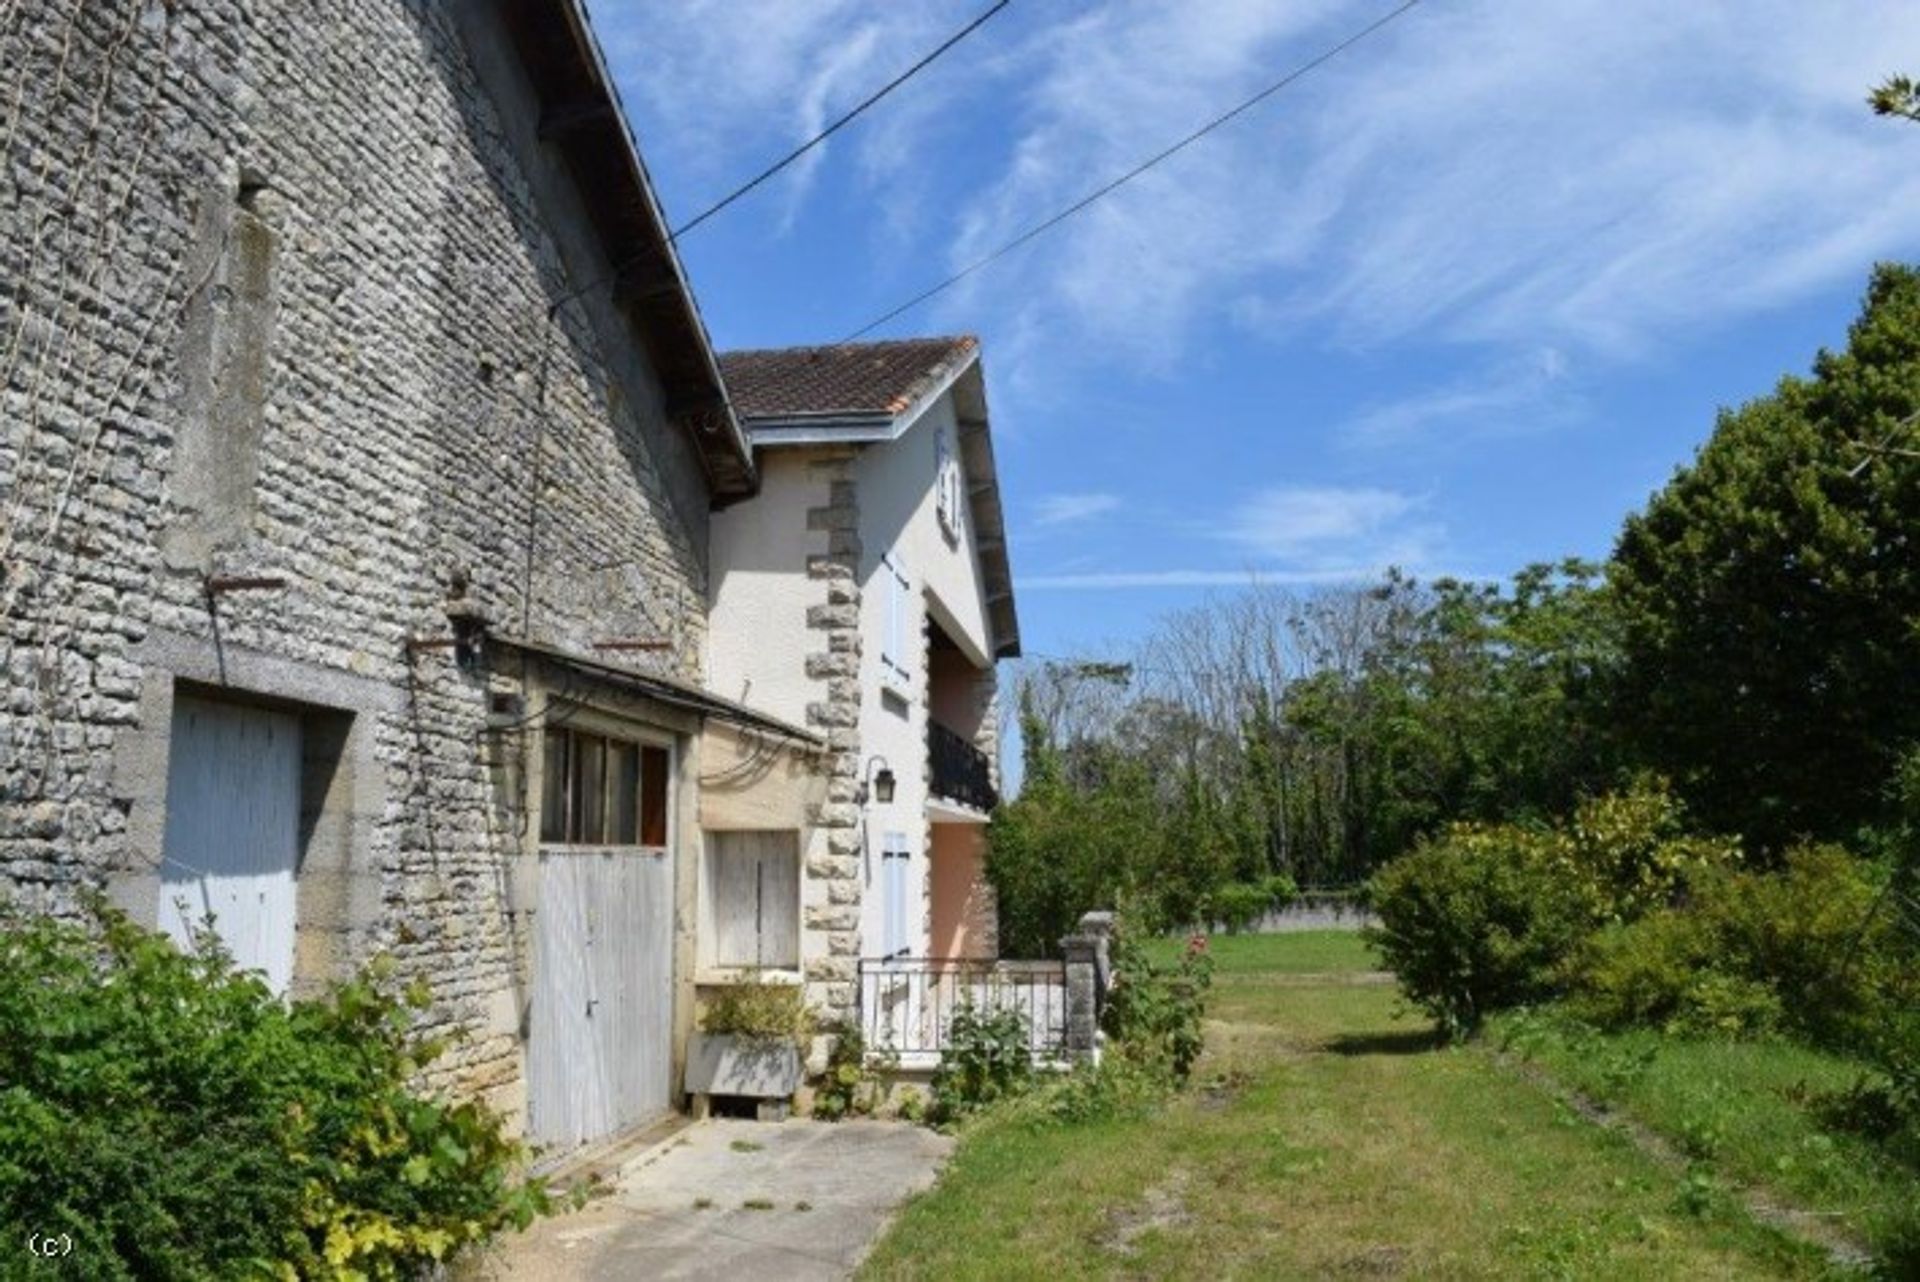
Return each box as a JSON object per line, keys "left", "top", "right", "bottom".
{"left": 0, "top": 0, "right": 715, "bottom": 1112}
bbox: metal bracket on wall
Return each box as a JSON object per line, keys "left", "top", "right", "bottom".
{"left": 204, "top": 574, "right": 287, "bottom": 597}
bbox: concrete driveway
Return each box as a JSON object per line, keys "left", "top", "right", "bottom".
{"left": 464, "top": 1118, "right": 954, "bottom": 1281}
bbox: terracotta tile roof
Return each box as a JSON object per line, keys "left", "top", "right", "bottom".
{"left": 719, "top": 336, "right": 978, "bottom": 421}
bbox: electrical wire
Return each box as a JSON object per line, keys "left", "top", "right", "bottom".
{"left": 840, "top": 0, "right": 1424, "bottom": 342}
{"left": 545, "top": 0, "right": 1014, "bottom": 320}
{"left": 670, "top": 0, "right": 1013, "bottom": 241}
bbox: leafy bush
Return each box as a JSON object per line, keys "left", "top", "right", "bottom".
{"left": 0, "top": 900, "right": 556, "bottom": 1281}
{"left": 1568, "top": 845, "right": 1912, "bottom": 1047}
{"left": 930, "top": 1002, "right": 1033, "bottom": 1124}
{"left": 809, "top": 1023, "right": 885, "bottom": 1121}
{"left": 1102, "top": 930, "right": 1214, "bottom": 1080}
{"left": 1570, "top": 912, "right": 1784, "bottom": 1039}
{"left": 1209, "top": 875, "right": 1298, "bottom": 934}
{"left": 1366, "top": 822, "right": 1590, "bottom": 1036}
{"left": 1700, "top": 847, "right": 1903, "bottom": 1046}
{"left": 1554, "top": 778, "right": 1740, "bottom": 922}
{"left": 700, "top": 975, "right": 815, "bottom": 1042}
{"left": 1369, "top": 780, "right": 1746, "bottom": 1037}
{"left": 1029, "top": 1054, "right": 1170, "bottom": 1127}
{"left": 1817, "top": 1036, "right": 1920, "bottom": 1173}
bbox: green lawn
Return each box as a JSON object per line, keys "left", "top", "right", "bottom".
{"left": 1492, "top": 1011, "right": 1915, "bottom": 1264}
{"left": 861, "top": 932, "right": 1838, "bottom": 1281}
{"left": 1142, "top": 928, "right": 1379, "bottom": 975}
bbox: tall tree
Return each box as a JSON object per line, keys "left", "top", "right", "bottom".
{"left": 1611, "top": 264, "right": 1920, "bottom": 850}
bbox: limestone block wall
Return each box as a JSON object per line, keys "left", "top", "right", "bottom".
{"left": 0, "top": 1, "right": 714, "bottom": 1109}
{"left": 799, "top": 450, "right": 864, "bottom": 1020}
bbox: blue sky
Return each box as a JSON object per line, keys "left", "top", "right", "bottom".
{"left": 588, "top": 0, "right": 1920, "bottom": 662}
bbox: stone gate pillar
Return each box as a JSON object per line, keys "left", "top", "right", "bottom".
{"left": 1060, "top": 910, "right": 1115, "bottom": 1063}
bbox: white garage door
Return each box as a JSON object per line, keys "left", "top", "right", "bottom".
{"left": 527, "top": 848, "right": 675, "bottom": 1151}
{"left": 158, "top": 695, "right": 302, "bottom": 994}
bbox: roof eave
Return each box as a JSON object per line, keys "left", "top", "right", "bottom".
{"left": 739, "top": 348, "right": 982, "bottom": 450}
{"left": 952, "top": 364, "right": 1021, "bottom": 660}
{"left": 501, "top": 0, "right": 757, "bottom": 502}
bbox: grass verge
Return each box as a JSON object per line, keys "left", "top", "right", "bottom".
{"left": 860, "top": 932, "right": 1832, "bottom": 1280}
{"left": 1493, "top": 1009, "right": 1918, "bottom": 1268}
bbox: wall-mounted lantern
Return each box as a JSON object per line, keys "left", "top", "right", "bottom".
{"left": 857, "top": 755, "right": 895, "bottom": 807}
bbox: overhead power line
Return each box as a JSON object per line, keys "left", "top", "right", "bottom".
{"left": 670, "top": 0, "right": 1014, "bottom": 240}
{"left": 840, "top": 0, "right": 1424, "bottom": 342}
{"left": 549, "top": 0, "right": 1014, "bottom": 319}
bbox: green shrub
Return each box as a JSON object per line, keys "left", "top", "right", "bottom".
{"left": 1555, "top": 778, "right": 1741, "bottom": 922}
{"left": 1569, "top": 845, "right": 1913, "bottom": 1047}
{"left": 1569, "top": 912, "right": 1783, "bottom": 1039}
{"left": 1103, "top": 929, "right": 1214, "bottom": 1080}
{"left": 1207, "top": 875, "right": 1298, "bottom": 934}
{"left": 1031, "top": 1054, "right": 1169, "bottom": 1127}
{"left": 1691, "top": 845, "right": 1904, "bottom": 1048}
{"left": 0, "top": 900, "right": 556, "bottom": 1281}
{"left": 1366, "top": 822, "right": 1590, "bottom": 1036}
{"left": 930, "top": 1003, "right": 1033, "bottom": 1124}
{"left": 809, "top": 1023, "right": 884, "bottom": 1121}
{"left": 1208, "top": 883, "right": 1266, "bottom": 934}
{"left": 700, "top": 975, "right": 815, "bottom": 1042}
{"left": 1368, "top": 780, "right": 1746, "bottom": 1038}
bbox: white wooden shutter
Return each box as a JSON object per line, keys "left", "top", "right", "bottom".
{"left": 711, "top": 833, "right": 761, "bottom": 967}
{"left": 881, "top": 554, "right": 911, "bottom": 684}
{"left": 881, "top": 831, "right": 911, "bottom": 958}
{"left": 758, "top": 834, "right": 800, "bottom": 967}
{"left": 158, "top": 697, "right": 302, "bottom": 994}
{"left": 710, "top": 831, "right": 800, "bottom": 968}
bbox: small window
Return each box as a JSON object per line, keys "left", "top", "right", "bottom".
{"left": 540, "top": 724, "right": 669, "bottom": 848}
{"left": 880, "top": 554, "right": 913, "bottom": 687}
{"left": 935, "top": 430, "right": 964, "bottom": 542}
{"left": 707, "top": 831, "right": 800, "bottom": 969}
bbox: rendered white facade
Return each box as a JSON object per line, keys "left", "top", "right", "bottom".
{"left": 706, "top": 350, "right": 1014, "bottom": 1016}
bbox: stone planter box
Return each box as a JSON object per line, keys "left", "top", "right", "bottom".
{"left": 685, "top": 1032, "right": 804, "bottom": 1099}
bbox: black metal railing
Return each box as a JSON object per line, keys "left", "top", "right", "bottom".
{"left": 858, "top": 958, "right": 1066, "bottom": 1060}
{"left": 929, "top": 721, "right": 996, "bottom": 811}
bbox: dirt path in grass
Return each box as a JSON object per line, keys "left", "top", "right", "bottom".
{"left": 1490, "top": 1049, "right": 1876, "bottom": 1271}
{"left": 861, "top": 934, "right": 1838, "bottom": 1281}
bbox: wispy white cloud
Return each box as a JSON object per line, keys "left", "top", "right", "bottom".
{"left": 595, "top": 0, "right": 1920, "bottom": 396}
{"left": 1020, "top": 567, "right": 1371, "bottom": 591}
{"left": 1032, "top": 492, "right": 1121, "bottom": 526}
{"left": 1344, "top": 347, "right": 1577, "bottom": 448}
{"left": 588, "top": 0, "right": 978, "bottom": 232}
{"left": 1219, "top": 484, "right": 1427, "bottom": 560}
{"left": 1019, "top": 483, "right": 1447, "bottom": 590}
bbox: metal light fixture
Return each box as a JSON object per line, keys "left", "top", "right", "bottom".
{"left": 857, "top": 755, "right": 895, "bottom": 807}
{"left": 442, "top": 565, "right": 489, "bottom": 674}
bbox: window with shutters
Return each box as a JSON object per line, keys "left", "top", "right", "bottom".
{"left": 539, "top": 726, "right": 670, "bottom": 849}
{"left": 880, "top": 831, "right": 913, "bottom": 958}
{"left": 705, "top": 831, "right": 800, "bottom": 970}
{"left": 879, "top": 553, "right": 913, "bottom": 690}
{"left": 935, "top": 430, "right": 963, "bottom": 542}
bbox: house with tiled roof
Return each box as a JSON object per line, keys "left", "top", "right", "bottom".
{"left": 701, "top": 336, "right": 1028, "bottom": 1063}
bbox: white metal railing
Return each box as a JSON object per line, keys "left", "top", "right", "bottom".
{"left": 857, "top": 958, "right": 1066, "bottom": 1061}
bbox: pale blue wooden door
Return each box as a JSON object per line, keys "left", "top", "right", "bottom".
{"left": 158, "top": 695, "right": 302, "bottom": 994}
